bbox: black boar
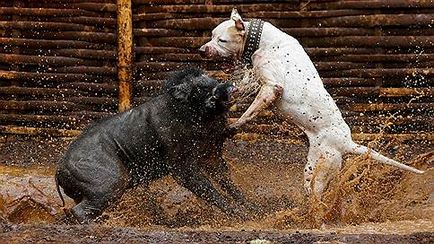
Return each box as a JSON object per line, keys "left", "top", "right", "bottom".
{"left": 55, "top": 68, "right": 250, "bottom": 223}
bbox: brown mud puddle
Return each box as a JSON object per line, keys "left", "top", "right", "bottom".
{"left": 0, "top": 139, "right": 433, "bottom": 242}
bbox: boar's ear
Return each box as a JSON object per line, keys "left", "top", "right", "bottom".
{"left": 170, "top": 83, "right": 192, "bottom": 102}
{"left": 231, "top": 8, "right": 245, "bottom": 31}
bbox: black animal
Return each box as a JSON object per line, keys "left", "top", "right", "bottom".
{"left": 55, "top": 68, "right": 250, "bottom": 223}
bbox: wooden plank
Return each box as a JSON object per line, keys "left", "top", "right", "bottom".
{"left": 0, "top": 100, "right": 85, "bottom": 112}
{"left": 0, "top": 53, "right": 102, "bottom": 67}
{"left": 300, "top": 36, "right": 434, "bottom": 48}
{"left": 0, "top": 126, "right": 81, "bottom": 137}
{"left": 0, "top": 70, "right": 112, "bottom": 83}
{"left": 343, "top": 102, "right": 434, "bottom": 113}
{"left": 117, "top": 0, "right": 134, "bottom": 112}
{"left": 0, "top": 37, "right": 113, "bottom": 49}
{"left": 305, "top": 0, "right": 434, "bottom": 10}
{"left": 0, "top": 21, "right": 100, "bottom": 31}
{"left": 0, "top": 7, "right": 101, "bottom": 17}
{"left": 328, "top": 87, "right": 434, "bottom": 98}
{"left": 16, "top": 31, "right": 116, "bottom": 43}
{"left": 49, "top": 49, "right": 117, "bottom": 60}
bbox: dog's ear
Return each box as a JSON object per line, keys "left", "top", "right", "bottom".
{"left": 230, "top": 8, "right": 245, "bottom": 31}
{"left": 170, "top": 83, "right": 192, "bottom": 102}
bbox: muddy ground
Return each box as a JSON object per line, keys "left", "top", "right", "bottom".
{"left": 0, "top": 135, "right": 433, "bottom": 243}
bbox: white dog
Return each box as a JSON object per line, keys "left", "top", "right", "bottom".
{"left": 199, "top": 9, "right": 424, "bottom": 197}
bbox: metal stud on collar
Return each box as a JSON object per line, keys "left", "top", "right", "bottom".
{"left": 241, "top": 19, "right": 264, "bottom": 67}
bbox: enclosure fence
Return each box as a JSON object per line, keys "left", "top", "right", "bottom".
{"left": 0, "top": 0, "right": 433, "bottom": 142}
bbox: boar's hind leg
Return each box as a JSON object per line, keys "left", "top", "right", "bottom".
{"left": 71, "top": 164, "right": 129, "bottom": 223}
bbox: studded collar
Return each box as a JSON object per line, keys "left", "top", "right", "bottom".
{"left": 241, "top": 19, "right": 265, "bottom": 67}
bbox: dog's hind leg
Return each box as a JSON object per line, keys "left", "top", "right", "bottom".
{"left": 305, "top": 144, "right": 342, "bottom": 197}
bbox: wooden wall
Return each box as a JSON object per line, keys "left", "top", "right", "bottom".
{"left": 1, "top": 0, "right": 433, "bottom": 141}
{"left": 0, "top": 0, "right": 118, "bottom": 137}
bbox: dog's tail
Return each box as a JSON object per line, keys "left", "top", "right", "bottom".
{"left": 348, "top": 142, "right": 424, "bottom": 174}
{"left": 55, "top": 174, "right": 66, "bottom": 207}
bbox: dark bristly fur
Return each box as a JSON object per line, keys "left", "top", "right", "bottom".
{"left": 55, "top": 68, "right": 250, "bottom": 223}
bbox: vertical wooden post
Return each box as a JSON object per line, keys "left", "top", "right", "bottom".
{"left": 117, "top": 0, "right": 133, "bottom": 112}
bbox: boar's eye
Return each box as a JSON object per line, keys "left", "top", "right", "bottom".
{"left": 218, "top": 38, "right": 228, "bottom": 43}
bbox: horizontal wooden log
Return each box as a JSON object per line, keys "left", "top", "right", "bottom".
{"left": 283, "top": 27, "right": 377, "bottom": 37}
{"left": 320, "top": 54, "right": 434, "bottom": 63}
{"left": 135, "top": 46, "right": 191, "bottom": 54}
{"left": 135, "top": 61, "right": 185, "bottom": 72}
{"left": 57, "top": 82, "right": 117, "bottom": 93}
{"left": 0, "top": 114, "right": 79, "bottom": 124}
{"left": 0, "top": 21, "right": 99, "bottom": 32}
{"left": 0, "top": 53, "right": 103, "bottom": 67}
{"left": 383, "top": 27, "right": 434, "bottom": 36}
{"left": 67, "top": 111, "right": 114, "bottom": 119}
{"left": 16, "top": 0, "right": 115, "bottom": 3}
{"left": 352, "top": 132, "right": 434, "bottom": 142}
{"left": 133, "top": 9, "right": 367, "bottom": 21}
{"left": 0, "top": 100, "right": 85, "bottom": 112}
{"left": 145, "top": 37, "right": 208, "bottom": 48}
{"left": 136, "top": 3, "right": 299, "bottom": 14}
{"left": 305, "top": 48, "right": 387, "bottom": 57}
{"left": 0, "top": 7, "right": 101, "bottom": 17}
{"left": 133, "top": 0, "right": 299, "bottom": 4}
{"left": 0, "top": 37, "right": 113, "bottom": 49}
{"left": 18, "top": 31, "right": 116, "bottom": 43}
{"left": 55, "top": 66, "right": 117, "bottom": 75}
{"left": 52, "top": 17, "right": 116, "bottom": 26}
{"left": 322, "top": 68, "right": 434, "bottom": 79}
{"left": 300, "top": 36, "right": 434, "bottom": 48}
{"left": 69, "top": 3, "right": 116, "bottom": 12}
{"left": 328, "top": 87, "right": 434, "bottom": 98}
{"left": 146, "top": 18, "right": 225, "bottom": 30}
{"left": 0, "top": 71, "right": 112, "bottom": 83}
{"left": 314, "top": 62, "right": 374, "bottom": 71}
{"left": 48, "top": 49, "right": 117, "bottom": 60}
{"left": 133, "top": 28, "right": 189, "bottom": 37}
{"left": 345, "top": 115, "right": 434, "bottom": 127}
{"left": 308, "top": 14, "right": 434, "bottom": 28}
{"left": 0, "top": 125, "right": 81, "bottom": 137}
{"left": 0, "top": 87, "right": 80, "bottom": 97}
{"left": 305, "top": 0, "right": 434, "bottom": 10}
{"left": 343, "top": 102, "right": 434, "bottom": 113}
{"left": 322, "top": 78, "right": 380, "bottom": 87}
{"left": 65, "top": 97, "right": 117, "bottom": 106}
{"left": 137, "top": 53, "right": 202, "bottom": 62}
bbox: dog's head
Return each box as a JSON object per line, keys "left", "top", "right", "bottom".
{"left": 167, "top": 68, "right": 238, "bottom": 114}
{"left": 199, "top": 9, "right": 246, "bottom": 59}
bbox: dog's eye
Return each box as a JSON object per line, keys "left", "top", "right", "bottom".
{"left": 218, "top": 39, "right": 228, "bottom": 43}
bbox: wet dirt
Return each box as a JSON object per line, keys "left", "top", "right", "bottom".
{"left": 0, "top": 136, "right": 433, "bottom": 242}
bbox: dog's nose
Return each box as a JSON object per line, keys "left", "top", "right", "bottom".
{"left": 199, "top": 45, "right": 212, "bottom": 58}
{"left": 199, "top": 45, "right": 207, "bottom": 57}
